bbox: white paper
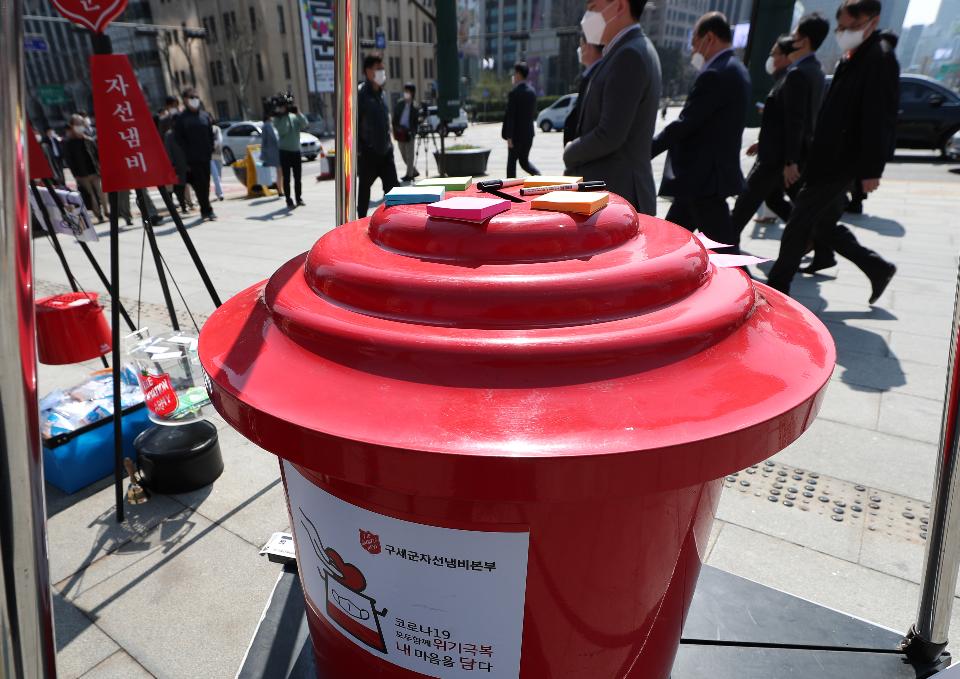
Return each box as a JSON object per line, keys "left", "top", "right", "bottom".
{"left": 151, "top": 351, "right": 183, "bottom": 360}
{"left": 284, "top": 461, "right": 529, "bottom": 678}
{"left": 167, "top": 335, "right": 196, "bottom": 345}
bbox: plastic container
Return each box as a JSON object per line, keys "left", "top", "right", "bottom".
{"left": 35, "top": 291, "right": 111, "bottom": 365}
{"left": 126, "top": 330, "right": 209, "bottom": 426}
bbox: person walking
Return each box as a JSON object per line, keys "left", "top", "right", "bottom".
{"left": 563, "top": 0, "right": 661, "bottom": 215}
{"left": 211, "top": 120, "right": 224, "bottom": 201}
{"left": 273, "top": 95, "right": 308, "bottom": 209}
{"left": 63, "top": 114, "right": 106, "bottom": 223}
{"left": 730, "top": 15, "right": 830, "bottom": 238}
{"left": 564, "top": 38, "right": 604, "bottom": 146}
{"left": 652, "top": 12, "right": 750, "bottom": 252}
{"left": 159, "top": 96, "right": 191, "bottom": 213}
{"left": 502, "top": 62, "right": 540, "bottom": 178}
{"left": 357, "top": 53, "right": 399, "bottom": 218}
{"left": 260, "top": 108, "right": 283, "bottom": 197}
{"left": 174, "top": 88, "right": 216, "bottom": 221}
{"left": 765, "top": 0, "right": 898, "bottom": 303}
{"left": 393, "top": 83, "right": 419, "bottom": 182}
{"left": 41, "top": 127, "right": 65, "bottom": 186}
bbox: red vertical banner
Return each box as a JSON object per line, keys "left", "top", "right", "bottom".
{"left": 90, "top": 54, "right": 177, "bottom": 192}
{"left": 27, "top": 129, "right": 53, "bottom": 180}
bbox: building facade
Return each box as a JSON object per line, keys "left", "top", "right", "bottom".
{"left": 24, "top": 0, "right": 166, "bottom": 128}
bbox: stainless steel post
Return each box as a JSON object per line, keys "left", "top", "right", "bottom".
{"left": 903, "top": 262, "right": 960, "bottom": 664}
{"left": 0, "top": 0, "right": 59, "bottom": 674}
{"left": 334, "top": 0, "right": 358, "bottom": 225}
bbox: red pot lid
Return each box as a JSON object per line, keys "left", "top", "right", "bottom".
{"left": 199, "top": 189, "right": 835, "bottom": 501}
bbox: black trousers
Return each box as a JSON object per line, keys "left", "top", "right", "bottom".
{"left": 186, "top": 161, "right": 213, "bottom": 217}
{"left": 506, "top": 139, "right": 539, "bottom": 178}
{"left": 280, "top": 149, "right": 302, "bottom": 203}
{"left": 731, "top": 161, "right": 796, "bottom": 238}
{"left": 766, "top": 177, "right": 888, "bottom": 295}
{"left": 358, "top": 149, "right": 399, "bottom": 218}
{"left": 665, "top": 195, "right": 739, "bottom": 255}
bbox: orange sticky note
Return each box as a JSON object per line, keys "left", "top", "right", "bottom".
{"left": 530, "top": 191, "right": 609, "bottom": 216}
{"left": 522, "top": 175, "right": 583, "bottom": 187}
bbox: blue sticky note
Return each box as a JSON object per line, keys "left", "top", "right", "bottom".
{"left": 384, "top": 186, "right": 445, "bottom": 205}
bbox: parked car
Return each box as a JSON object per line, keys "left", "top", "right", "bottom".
{"left": 221, "top": 121, "right": 321, "bottom": 164}
{"left": 897, "top": 75, "right": 960, "bottom": 156}
{"left": 536, "top": 93, "right": 578, "bottom": 133}
{"left": 420, "top": 106, "right": 468, "bottom": 137}
{"left": 304, "top": 112, "right": 329, "bottom": 138}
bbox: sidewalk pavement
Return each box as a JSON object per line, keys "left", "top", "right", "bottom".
{"left": 35, "top": 114, "right": 960, "bottom": 677}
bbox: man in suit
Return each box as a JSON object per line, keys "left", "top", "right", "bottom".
{"left": 652, "top": 12, "right": 750, "bottom": 254}
{"left": 766, "top": 0, "right": 898, "bottom": 302}
{"left": 563, "top": 37, "right": 603, "bottom": 146}
{"left": 563, "top": 0, "right": 661, "bottom": 215}
{"left": 731, "top": 15, "right": 830, "bottom": 239}
{"left": 392, "top": 82, "right": 419, "bottom": 182}
{"left": 357, "top": 53, "right": 399, "bottom": 218}
{"left": 502, "top": 62, "right": 540, "bottom": 178}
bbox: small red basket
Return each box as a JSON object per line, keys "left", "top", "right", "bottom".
{"left": 36, "top": 292, "right": 112, "bottom": 365}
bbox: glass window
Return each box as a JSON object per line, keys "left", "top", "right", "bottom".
{"left": 283, "top": 52, "right": 291, "bottom": 79}
{"left": 249, "top": 6, "right": 257, "bottom": 32}
{"left": 277, "top": 5, "right": 286, "bottom": 34}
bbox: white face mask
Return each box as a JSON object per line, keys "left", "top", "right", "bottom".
{"left": 765, "top": 56, "right": 776, "bottom": 75}
{"left": 835, "top": 27, "right": 866, "bottom": 52}
{"left": 374, "top": 69, "right": 387, "bottom": 86}
{"left": 187, "top": 98, "right": 200, "bottom": 110}
{"left": 690, "top": 51, "right": 705, "bottom": 71}
{"left": 72, "top": 125, "right": 84, "bottom": 135}
{"left": 403, "top": 92, "right": 412, "bottom": 101}
{"left": 580, "top": 10, "right": 606, "bottom": 46}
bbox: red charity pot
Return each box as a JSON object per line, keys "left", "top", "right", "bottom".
{"left": 199, "top": 188, "right": 835, "bottom": 679}
{"left": 35, "top": 291, "right": 111, "bottom": 365}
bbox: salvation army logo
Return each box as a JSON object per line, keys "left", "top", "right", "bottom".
{"left": 360, "top": 530, "right": 381, "bottom": 555}
{"left": 51, "top": 0, "right": 128, "bottom": 33}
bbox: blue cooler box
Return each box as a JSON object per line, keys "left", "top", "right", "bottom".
{"left": 42, "top": 402, "right": 152, "bottom": 494}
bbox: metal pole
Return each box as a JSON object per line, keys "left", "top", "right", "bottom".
{"left": 156, "top": 186, "right": 221, "bottom": 307}
{"left": 903, "top": 262, "right": 960, "bottom": 663}
{"left": 0, "top": 0, "right": 59, "bottom": 672}
{"left": 335, "top": 0, "right": 358, "bottom": 225}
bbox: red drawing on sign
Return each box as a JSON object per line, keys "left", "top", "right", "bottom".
{"left": 90, "top": 55, "right": 177, "bottom": 192}
{"left": 360, "top": 530, "right": 381, "bottom": 555}
{"left": 50, "top": 0, "right": 128, "bottom": 33}
{"left": 139, "top": 372, "right": 178, "bottom": 417}
{"left": 299, "top": 509, "right": 388, "bottom": 654}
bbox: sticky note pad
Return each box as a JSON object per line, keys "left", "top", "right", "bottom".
{"left": 523, "top": 175, "right": 583, "bottom": 187}
{"left": 415, "top": 176, "right": 473, "bottom": 191}
{"left": 531, "top": 191, "right": 609, "bottom": 216}
{"left": 427, "top": 197, "right": 511, "bottom": 222}
{"left": 385, "top": 186, "right": 445, "bottom": 205}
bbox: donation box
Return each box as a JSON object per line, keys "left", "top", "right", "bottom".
{"left": 199, "top": 189, "right": 835, "bottom": 678}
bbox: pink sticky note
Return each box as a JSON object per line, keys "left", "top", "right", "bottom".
{"left": 426, "top": 197, "right": 511, "bottom": 222}
{"left": 709, "top": 253, "right": 771, "bottom": 268}
{"left": 694, "top": 232, "right": 732, "bottom": 250}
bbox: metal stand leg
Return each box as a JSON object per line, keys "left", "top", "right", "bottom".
{"left": 138, "top": 189, "right": 180, "bottom": 332}
{"left": 903, "top": 261, "right": 960, "bottom": 662}
{"left": 156, "top": 186, "right": 221, "bottom": 307}
{"left": 108, "top": 191, "right": 124, "bottom": 523}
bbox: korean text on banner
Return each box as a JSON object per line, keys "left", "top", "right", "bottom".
{"left": 90, "top": 54, "right": 177, "bottom": 192}
{"left": 27, "top": 129, "right": 53, "bottom": 180}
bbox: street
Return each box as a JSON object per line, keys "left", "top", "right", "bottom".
{"left": 38, "top": 110, "right": 960, "bottom": 678}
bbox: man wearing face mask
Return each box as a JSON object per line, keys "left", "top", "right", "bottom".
{"left": 357, "top": 53, "right": 399, "bottom": 218}
{"left": 564, "top": 38, "right": 604, "bottom": 147}
{"left": 392, "top": 83, "right": 419, "bottom": 182}
{"left": 731, "top": 15, "right": 830, "bottom": 239}
{"left": 174, "top": 87, "right": 217, "bottom": 221}
{"left": 502, "top": 62, "right": 540, "bottom": 177}
{"left": 563, "top": 0, "right": 660, "bottom": 215}
{"left": 651, "top": 12, "right": 750, "bottom": 254}
{"left": 766, "top": 0, "right": 898, "bottom": 303}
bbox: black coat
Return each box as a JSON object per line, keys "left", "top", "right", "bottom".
{"left": 358, "top": 80, "right": 393, "bottom": 156}
{"left": 563, "top": 71, "right": 593, "bottom": 146}
{"left": 652, "top": 49, "right": 751, "bottom": 199}
{"left": 173, "top": 109, "right": 214, "bottom": 165}
{"left": 63, "top": 136, "right": 99, "bottom": 177}
{"left": 805, "top": 32, "right": 899, "bottom": 183}
{"left": 501, "top": 81, "right": 537, "bottom": 147}
{"left": 756, "top": 57, "right": 823, "bottom": 168}
{"left": 391, "top": 98, "right": 418, "bottom": 140}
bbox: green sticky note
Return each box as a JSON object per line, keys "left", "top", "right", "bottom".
{"left": 415, "top": 176, "right": 473, "bottom": 191}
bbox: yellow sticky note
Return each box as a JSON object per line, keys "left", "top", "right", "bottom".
{"left": 530, "top": 191, "right": 609, "bottom": 216}
{"left": 522, "top": 175, "right": 583, "bottom": 187}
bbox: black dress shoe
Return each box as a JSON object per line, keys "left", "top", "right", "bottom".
{"left": 286, "top": 199, "right": 295, "bottom": 209}
{"left": 800, "top": 257, "right": 838, "bottom": 274}
{"left": 868, "top": 262, "right": 896, "bottom": 305}
{"left": 296, "top": 198, "right": 306, "bottom": 207}
{"left": 845, "top": 201, "right": 863, "bottom": 214}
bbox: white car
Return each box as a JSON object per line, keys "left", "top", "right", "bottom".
{"left": 536, "top": 93, "right": 578, "bottom": 133}
{"left": 221, "top": 121, "right": 321, "bottom": 165}
{"left": 948, "top": 129, "right": 960, "bottom": 160}
{"left": 420, "top": 106, "right": 469, "bottom": 137}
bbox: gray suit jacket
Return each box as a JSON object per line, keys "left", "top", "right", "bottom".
{"left": 562, "top": 25, "right": 662, "bottom": 215}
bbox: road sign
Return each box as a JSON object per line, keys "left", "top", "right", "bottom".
{"left": 37, "top": 84, "right": 70, "bottom": 106}
{"left": 375, "top": 29, "right": 386, "bottom": 50}
{"left": 24, "top": 35, "right": 48, "bottom": 52}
